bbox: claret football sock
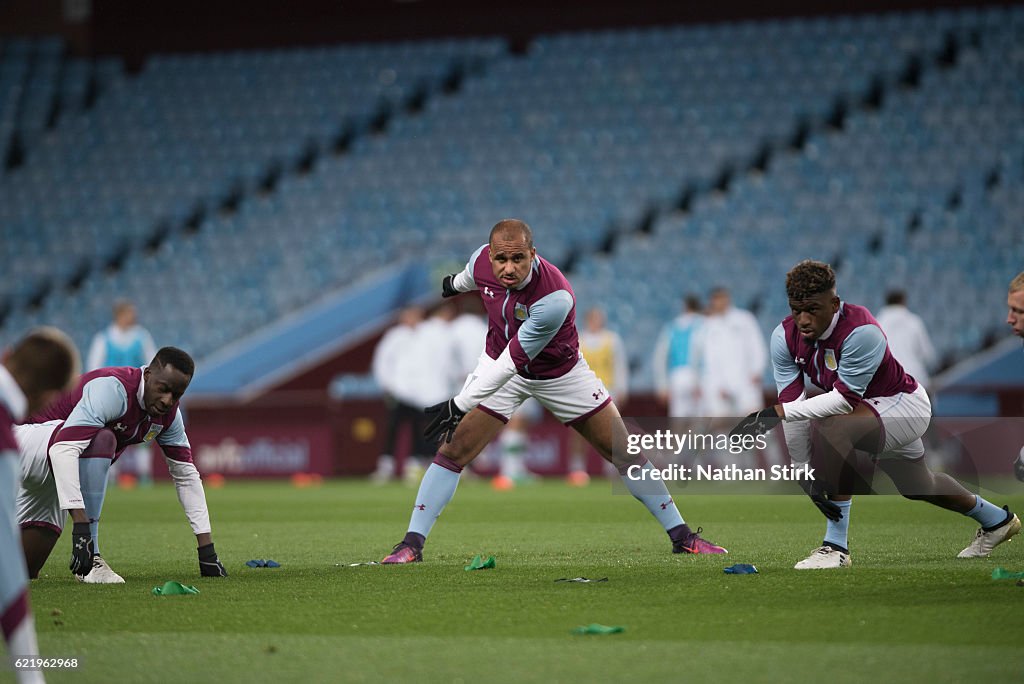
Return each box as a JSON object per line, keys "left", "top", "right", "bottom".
{"left": 822, "top": 500, "right": 852, "bottom": 552}
{"left": 401, "top": 532, "right": 426, "bottom": 551}
{"left": 406, "top": 454, "right": 463, "bottom": 540}
{"left": 667, "top": 524, "right": 695, "bottom": 546}
{"left": 822, "top": 542, "right": 849, "bottom": 554}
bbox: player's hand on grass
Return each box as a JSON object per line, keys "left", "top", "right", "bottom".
{"left": 728, "top": 407, "right": 782, "bottom": 439}
{"left": 797, "top": 478, "right": 843, "bottom": 522}
{"left": 424, "top": 398, "right": 465, "bottom": 444}
{"left": 198, "top": 543, "right": 228, "bottom": 577}
{"left": 441, "top": 274, "right": 461, "bottom": 298}
{"left": 70, "top": 522, "right": 94, "bottom": 576}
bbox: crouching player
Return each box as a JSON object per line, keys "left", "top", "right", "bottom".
{"left": 732, "top": 260, "right": 1018, "bottom": 568}
{"left": 16, "top": 347, "right": 226, "bottom": 582}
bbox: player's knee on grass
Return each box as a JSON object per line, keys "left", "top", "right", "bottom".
{"left": 21, "top": 526, "right": 60, "bottom": 579}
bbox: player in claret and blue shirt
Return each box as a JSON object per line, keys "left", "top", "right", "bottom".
{"left": 1006, "top": 272, "right": 1024, "bottom": 482}
{"left": 732, "top": 260, "right": 1019, "bottom": 569}
{"left": 15, "top": 346, "right": 227, "bottom": 583}
{"left": 382, "top": 219, "right": 726, "bottom": 564}
{"left": 1, "top": 328, "right": 78, "bottom": 684}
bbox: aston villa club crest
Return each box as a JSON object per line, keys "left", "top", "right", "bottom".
{"left": 823, "top": 348, "right": 838, "bottom": 371}
{"left": 143, "top": 425, "right": 165, "bottom": 442}
{"left": 514, "top": 303, "right": 528, "bottom": 322}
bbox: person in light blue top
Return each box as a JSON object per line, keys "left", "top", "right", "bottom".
{"left": 86, "top": 300, "right": 157, "bottom": 486}
{"left": 653, "top": 294, "right": 704, "bottom": 418}
{"left": 86, "top": 300, "right": 156, "bottom": 372}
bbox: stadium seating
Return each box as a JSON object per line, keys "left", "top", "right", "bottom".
{"left": 0, "top": 7, "right": 1020, "bottom": 385}
{"left": 0, "top": 38, "right": 503, "bottom": 357}
{"left": 567, "top": 12, "right": 1024, "bottom": 386}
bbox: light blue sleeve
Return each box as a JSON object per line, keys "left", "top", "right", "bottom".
{"left": 837, "top": 325, "right": 887, "bottom": 396}
{"left": 156, "top": 408, "right": 191, "bottom": 449}
{"left": 63, "top": 377, "right": 129, "bottom": 429}
{"left": 516, "top": 290, "right": 574, "bottom": 360}
{"left": 771, "top": 324, "right": 802, "bottom": 396}
{"left": 453, "top": 244, "right": 488, "bottom": 292}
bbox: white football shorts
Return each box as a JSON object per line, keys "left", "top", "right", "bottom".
{"left": 862, "top": 384, "right": 932, "bottom": 460}
{"left": 471, "top": 354, "right": 612, "bottom": 425}
{"left": 13, "top": 421, "right": 64, "bottom": 534}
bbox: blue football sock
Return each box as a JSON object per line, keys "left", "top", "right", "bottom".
{"left": 619, "top": 461, "right": 685, "bottom": 531}
{"left": 79, "top": 457, "right": 112, "bottom": 555}
{"left": 407, "top": 458, "right": 462, "bottom": 540}
{"left": 965, "top": 495, "right": 1008, "bottom": 529}
{"left": 822, "top": 500, "right": 852, "bottom": 552}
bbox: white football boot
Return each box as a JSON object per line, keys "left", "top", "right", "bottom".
{"left": 794, "top": 545, "right": 852, "bottom": 569}
{"left": 957, "top": 509, "right": 1021, "bottom": 558}
{"left": 77, "top": 555, "right": 126, "bottom": 584}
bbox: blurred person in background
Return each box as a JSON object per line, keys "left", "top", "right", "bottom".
{"left": 567, "top": 307, "right": 630, "bottom": 486}
{"left": 371, "top": 306, "right": 428, "bottom": 483}
{"left": 87, "top": 300, "right": 157, "bottom": 487}
{"left": 875, "top": 289, "right": 944, "bottom": 468}
{"left": 371, "top": 305, "right": 457, "bottom": 484}
{"left": 653, "top": 294, "right": 704, "bottom": 419}
{"left": 875, "top": 290, "right": 937, "bottom": 393}
{"left": 449, "top": 299, "right": 488, "bottom": 390}
{"left": 410, "top": 304, "right": 462, "bottom": 484}
{"left": 699, "top": 287, "right": 767, "bottom": 418}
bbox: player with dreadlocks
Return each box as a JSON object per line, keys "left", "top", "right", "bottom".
{"left": 731, "top": 260, "right": 1019, "bottom": 568}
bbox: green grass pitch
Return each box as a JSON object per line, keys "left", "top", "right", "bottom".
{"left": 8, "top": 480, "right": 1024, "bottom": 683}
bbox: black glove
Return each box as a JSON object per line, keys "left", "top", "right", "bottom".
{"left": 441, "top": 274, "right": 460, "bottom": 298}
{"left": 797, "top": 477, "right": 844, "bottom": 522}
{"left": 424, "top": 398, "right": 466, "bottom": 444}
{"left": 198, "top": 543, "right": 228, "bottom": 577}
{"left": 1014, "top": 452, "right": 1024, "bottom": 483}
{"left": 729, "top": 407, "right": 783, "bottom": 439}
{"left": 69, "top": 522, "right": 94, "bottom": 576}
